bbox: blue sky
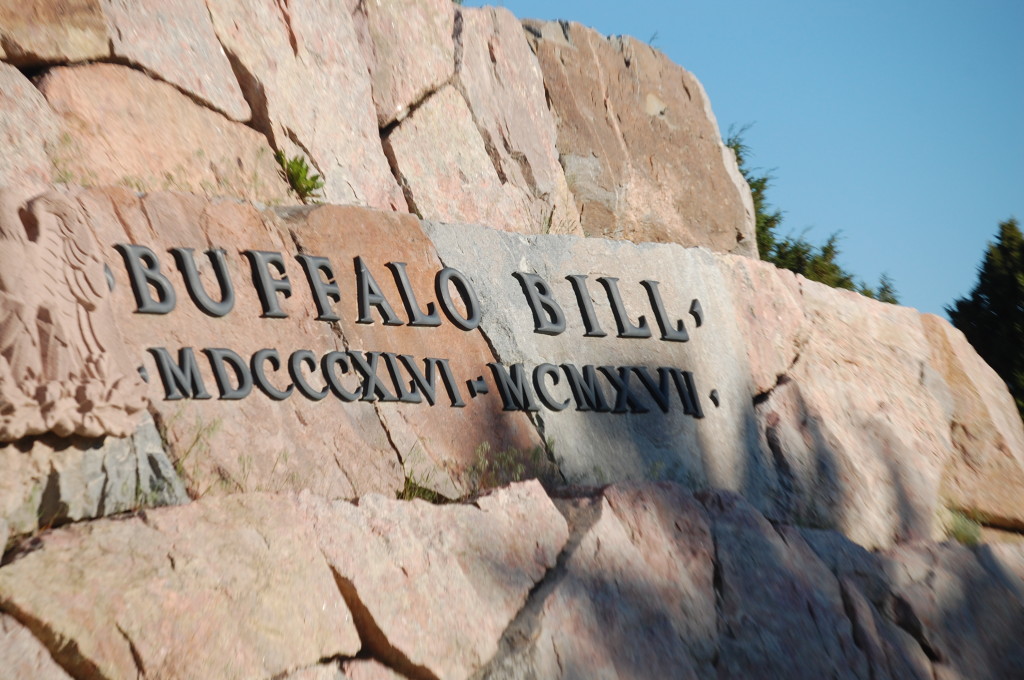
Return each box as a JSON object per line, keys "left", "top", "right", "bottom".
{"left": 465, "top": 0, "right": 1024, "bottom": 317}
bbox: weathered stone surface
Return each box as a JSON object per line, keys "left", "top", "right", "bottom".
{"left": 0, "top": 0, "right": 107, "bottom": 66}
{"left": 979, "top": 542, "right": 1024, "bottom": 597}
{"left": 207, "top": 0, "right": 405, "bottom": 209}
{"left": 882, "top": 542, "right": 1024, "bottom": 680}
{"left": 282, "top": 663, "right": 345, "bottom": 680}
{"left": 385, "top": 85, "right": 535, "bottom": 232}
{"left": 304, "top": 481, "right": 567, "bottom": 680}
{"left": 73, "top": 187, "right": 403, "bottom": 500}
{"left": 524, "top": 20, "right": 756, "bottom": 255}
{"left": 745, "top": 275, "right": 957, "bottom": 548}
{"left": 486, "top": 483, "right": 716, "bottom": 680}
{"left": 0, "top": 493, "right": 358, "bottom": 680}
{"left": 0, "top": 186, "right": 147, "bottom": 442}
{"left": 455, "top": 7, "right": 582, "bottom": 236}
{"left": 701, "top": 491, "right": 869, "bottom": 679}
{"left": 352, "top": 0, "right": 455, "bottom": 127}
{"left": 426, "top": 221, "right": 769, "bottom": 502}
{"left": 721, "top": 254, "right": 806, "bottom": 394}
{"left": 289, "top": 204, "right": 544, "bottom": 497}
{"left": 343, "top": 659, "right": 409, "bottom": 680}
{"left": 922, "top": 314, "right": 1024, "bottom": 529}
{"left": 0, "top": 613, "right": 73, "bottom": 680}
{"left": 0, "top": 414, "right": 187, "bottom": 539}
{"left": 100, "top": 0, "right": 251, "bottom": 121}
{"left": 38, "top": 64, "right": 290, "bottom": 202}
{"left": 0, "top": 63, "right": 60, "bottom": 198}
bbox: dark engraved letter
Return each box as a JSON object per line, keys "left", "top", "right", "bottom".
{"left": 349, "top": 351, "right": 398, "bottom": 402}
{"left": 395, "top": 355, "right": 468, "bottom": 406}
{"left": 387, "top": 262, "right": 441, "bottom": 327}
{"left": 203, "top": 348, "right": 253, "bottom": 400}
{"left": 148, "top": 347, "right": 210, "bottom": 400}
{"left": 670, "top": 368, "right": 705, "bottom": 419}
{"left": 640, "top": 280, "right": 688, "bottom": 342}
{"left": 566, "top": 275, "right": 607, "bottom": 337}
{"left": 597, "top": 277, "right": 651, "bottom": 339}
{"left": 513, "top": 272, "right": 565, "bottom": 335}
{"left": 436, "top": 268, "right": 481, "bottom": 331}
{"left": 321, "top": 351, "right": 359, "bottom": 402}
{"left": 355, "top": 257, "right": 404, "bottom": 326}
{"left": 534, "top": 363, "right": 569, "bottom": 411}
{"left": 632, "top": 366, "right": 675, "bottom": 413}
{"left": 488, "top": 363, "right": 539, "bottom": 412}
{"left": 251, "top": 348, "right": 293, "bottom": 401}
{"left": 244, "top": 250, "right": 291, "bottom": 318}
{"left": 288, "top": 350, "right": 329, "bottom": 401}
{"left": 116, "top": 244, "right": 176, "bottom": 314}
{"left": 397, "top": 356, "right": 466, "bottom": 407}
{"left": 598, "top": 365, "right": 649, "bottom": 414}
{"left": 561, "top": 364, "right": 610, "bottom": 412}
{"left": 171, "top": 247, "right": 235, "bottom": 317}
{"left": 296, "top": 254, "right": 341, "bottom": 322}
{"left": 383, "top": 353, "right": 420, "bottom": 404}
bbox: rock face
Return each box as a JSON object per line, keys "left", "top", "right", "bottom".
{"left": 0, "top": 493, "right": 359, "bottom": 680}
{"left": 0, "top": 63, "right": 60, "bottom": 198}
{"left": 100, "top": 0, "right": 251, "bottom": 121}
{"left": 921, "top": 314, "right": 1024, "bottom": 529}
{"left": 38, "top": 64, "right": 290, "bottom": 202}
{"left": 2, "top": 3, "right": 1024, "bottom": 678}
{"left": 524, "top": 20, "right": 757, "bottom": 256}
{"left": 206, "top": 0, "right": 406, "bottom": 210}
{"left": 0, "top": 0, "right": 107, "bottom": 66}
{"left": 0, "top": 613, "right": 72, "bottom": 680}
{"left": 351, "top": 0, "right": 456, "bottom": 127}
{"left": 304, "top": 481, "right": 567, "bottom": 680}
{"left": 0, "top": 415, "right": 187, "bottom": 538}
{"left": 454, "top": 7, "right": 583, "bottom": 236}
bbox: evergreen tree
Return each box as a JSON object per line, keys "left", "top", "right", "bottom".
{"left": 725, "top": 128, "right": 898, "bottom": 304}
{"left": 947, "top": 218, "right": 1024, "bottom": 416}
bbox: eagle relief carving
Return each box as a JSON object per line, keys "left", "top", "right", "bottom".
{"left": 0, "top": 189, "right": 146, "bottom": 442}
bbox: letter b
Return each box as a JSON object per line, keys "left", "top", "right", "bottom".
{"left": 513, "top": 272, "right": 565, "bottom": 335}
{"left": 115, "top": 244, "right": 176, "bottom": 314}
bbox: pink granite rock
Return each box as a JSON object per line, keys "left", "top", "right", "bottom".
{"left": 0, "top": 0, "right": 107, "bottom": 66}
{"left": 100, "top": 0, "right": 251, "bottom": 121}
{"left": 921, "top": 314, "right": 1024, "bottom": 530}
{"left": 351, "top": 0, "right": 455, "bottom": 127}
{"left": 508, "top": 483, "right": 717, "bottom": 679}
{"left": 882, "top": 541, "right": 1024, "bottom": 680}
{"left": 524, "top": 20, "right": 756, "bottom": 255}
{"left": 206, "top": 0, "right": 406, "bottom": 209}
{"left": 455, "top": 7, "right": 582, "bottom": 236}
{"left": 0, "top": 613, "right": 73, "bottom": 680}
{"left": 0, "top": 494, "right": 359, "bottom": 680}
{"left": 342, "top": 660, "right": 406, "bottom": 680}
{"left": 303, "top": 480, "right": 568, "bottom": 680}
{"left": 751, "top": 280, "right": 954, "bottom": 548}
{"left": 0, "top": 63, "right": 60, "bottom": 198}
{"left": 384, "top": 85, "right": 535, "bottom": 232}
{"left": 37, "top": 64, "right": 290, "bottom": 203}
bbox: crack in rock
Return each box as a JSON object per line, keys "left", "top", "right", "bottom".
{"left": 329, "top": 567, "right": 439, "bottom": 680}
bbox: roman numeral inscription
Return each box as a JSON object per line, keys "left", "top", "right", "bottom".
{"left": 115, "top": 243, "right": 716, "bottom": 418}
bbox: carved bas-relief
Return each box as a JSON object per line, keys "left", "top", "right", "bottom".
{"left": 0, "top": 189, "right": 146, "bottom": 442}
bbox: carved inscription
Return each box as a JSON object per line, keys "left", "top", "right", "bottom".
{"left": 112, "top": 243, "right": 715, "bottom": 417}
{"left": 0, "top": 191, "right": 145, "bottom": 441}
